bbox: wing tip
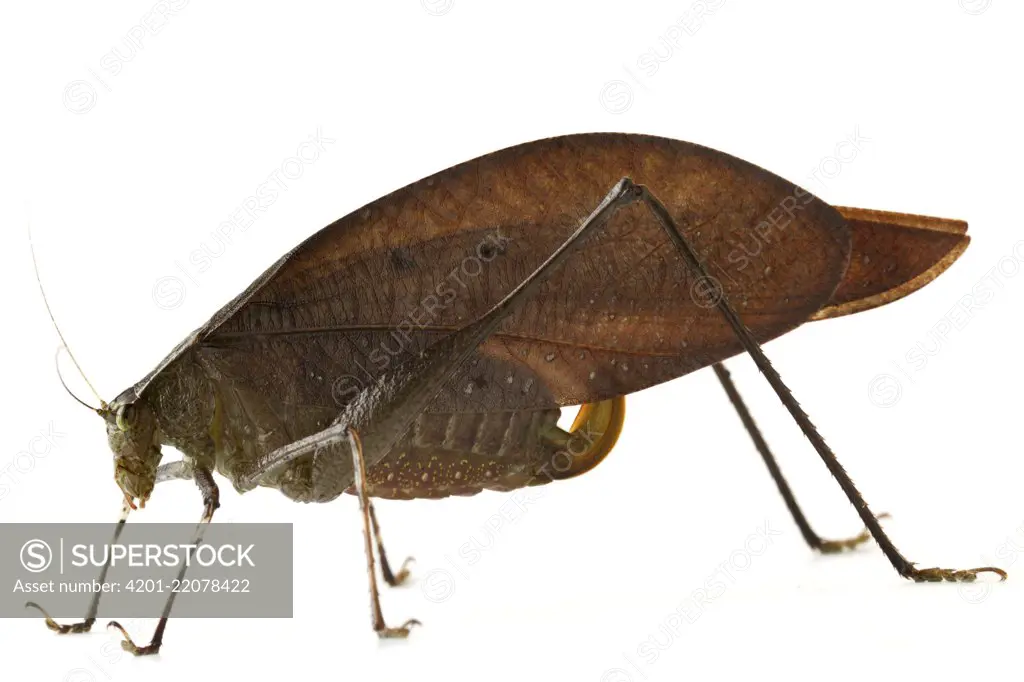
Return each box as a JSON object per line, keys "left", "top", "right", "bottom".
{"left": 811, "top": 207, "right": 970, "bottom": 321}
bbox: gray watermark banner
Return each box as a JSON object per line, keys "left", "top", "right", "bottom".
{"left": 2, "top": 523, "right": 292, "bottom": 618}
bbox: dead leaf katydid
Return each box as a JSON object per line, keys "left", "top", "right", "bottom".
{"left": 27, "top": 132, "right": 1006, "bottom": 654}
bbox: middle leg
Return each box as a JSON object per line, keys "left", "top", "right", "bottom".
{"left": 368, "top": 503, "right": 414, "bottom": 587}
{"left": 349, "top": 428, "right": 420, "bottom": 638}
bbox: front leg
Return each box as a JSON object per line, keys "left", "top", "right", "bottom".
{"left": 27, "top": 460, "right": 200, "bottom": 634}
{"left": 26, "top": 498, "right": 133, "bottom": 634}
{"left": 108, "top": 466, "right": 220, "bottom": 656}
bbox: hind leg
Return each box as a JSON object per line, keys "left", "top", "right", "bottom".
{"left": 713, "top": 362, "right": 889, "bottom": 554}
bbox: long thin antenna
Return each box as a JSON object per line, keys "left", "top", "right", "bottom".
{"left": 28, "top": 209, "right": 107, "bottom": 410}
{"left": 55, "top": 346, "right": 101, "bottom": 411}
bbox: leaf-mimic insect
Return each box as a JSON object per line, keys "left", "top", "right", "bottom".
{"left": 27, "top": 133, "right": 1006, "bottom": 654}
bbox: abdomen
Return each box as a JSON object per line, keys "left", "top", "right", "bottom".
{"left": 359, "top": 397, "right": 626, "bottom": 500}
{"left": 357, "top": 409, "right": 562, "bottom": 499}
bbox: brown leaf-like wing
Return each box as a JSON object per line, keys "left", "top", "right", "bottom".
{"left": 810, "top": 206, "right": 969, "bottom": 320}
{"left": 135, "top": 133, "right": 851, "bottom": 413}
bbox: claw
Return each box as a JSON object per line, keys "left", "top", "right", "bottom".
{"left": 910, "top": 566, "right": 1008, "bottom": 583}
{"left": 391, "top": 557, "right": 415, "bottom": 586}
{"left": 818, "top": 512, "right": 892, "bottom": 554}
{"left": 25, "top": 601, "right": 94, "bottom": 634}
{"left": 107, "top": 620, "right": 161, "bottom": 656}
{"left": 377, "top": 618, "right": 422, "bottom": 639}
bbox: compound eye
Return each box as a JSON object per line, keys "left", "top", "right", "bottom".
{"left": 115, "top": 404, "right": 135, "bottom": 432}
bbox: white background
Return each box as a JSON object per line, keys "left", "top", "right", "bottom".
{"left": 2, "top": 1, "right": 1023, "bottom": 680}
